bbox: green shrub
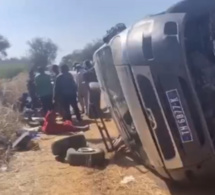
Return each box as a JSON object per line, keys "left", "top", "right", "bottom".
{"left": 0, "top": 64, "right": 27, "bottom": 79}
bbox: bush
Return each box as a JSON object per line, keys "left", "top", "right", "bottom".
{"left": 0, "top": 65, "right": 27, "bottom": 79}
{"left": 0, "top": 73, "right": 26, "bottom": 136}
{"left": 0, "top": 105, "right": 22, "bottom": 139}
{"left": 0, "top": 73, "right": 26, "bottom": 165}
{"left": 0, "top": 104, "right": 22, "bottom": 166}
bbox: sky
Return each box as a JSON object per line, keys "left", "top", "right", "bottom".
{"left": 0, "top": 0, "right": 179, "bottom": 62}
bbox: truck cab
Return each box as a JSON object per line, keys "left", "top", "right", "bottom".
{"left": 93, "top": 0, "right": 215, "bottom": 181}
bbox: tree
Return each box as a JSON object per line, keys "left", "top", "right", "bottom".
{"left": 61, "top": 40, "right": 103, "bottom": 67}
{"left": 0, "top": 35, "right": 10, "bottom": 59}
{"left": 27, "top": 38, "right": 58, "bottom": 68}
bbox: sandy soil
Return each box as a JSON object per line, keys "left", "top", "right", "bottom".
{"left": 1, "top": 116, "right": 215, "bottom": 195}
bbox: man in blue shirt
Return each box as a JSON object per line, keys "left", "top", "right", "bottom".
{"left": 54, "top": 64, "right": 81, "bottom": 122}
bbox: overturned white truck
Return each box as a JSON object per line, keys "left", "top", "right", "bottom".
{"left": 93, "top": 0, "right": 215, "bottom": 182}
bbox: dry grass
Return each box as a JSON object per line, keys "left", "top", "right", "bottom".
{"left": 0, "top": 72, "right": 27, "bottom": 106}
{"left": 0, "top": 105, "right": 22, "bottom": 139}
{"left": 0, "top": 72, "right": 27, "bottom": 138}
{"left": 0, "top": 104, "right": 22, "bottom": 167}
{"left": 0, "top": 80, "right": 169, "bottom": 195}
{"left": 0, "top": 73, "right": 27, "bottom": 166}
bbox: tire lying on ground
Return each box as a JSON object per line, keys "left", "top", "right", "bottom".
{"left": 51, "top": 134, "right": 87, "bottom": 158}
{"left": 66, "top": 147, "right": 105, "bottom": 167}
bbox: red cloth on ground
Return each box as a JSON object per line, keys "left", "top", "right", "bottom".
{"left": 42, "top": 111, "right": 76, "bottom": 134}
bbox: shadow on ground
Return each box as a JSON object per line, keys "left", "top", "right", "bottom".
{"left": 110, "top": 152, "right": 149, "bottom": 175}
{"left": 110, "top": 150, "right": 215, "bottom": 195}
{"left": 167, "top": 182, "right": 215, "bottom": 195}
{"left": 87, "top": 138, "right": 116, "bottom": 144}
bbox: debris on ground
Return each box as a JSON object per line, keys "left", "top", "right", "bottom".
{"left": 16, "top": 126, "right": 41, "bottom": 137}
{"left": 0, "top": 143, "right": 13, "bottom": 172}
{"left": 12, "top": 130, "right": 40, "bottom": 151}
{"left": 112, "top": 135, "right": 130, "bottom": 153}
{"left": 22, "top": 108, "right": 43, "bottom": 120}
{"left": 0, "top": 164, "right": 8, "bottom": 172}
{"left": 120, "top": 175, "right": 136, "bottom": 184}
{"left": 12, "top": 131, "right": 31, "bottom": 150}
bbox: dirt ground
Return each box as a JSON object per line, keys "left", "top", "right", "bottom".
{"left": 1, "top": 114, "right": 215, "bottom": 194}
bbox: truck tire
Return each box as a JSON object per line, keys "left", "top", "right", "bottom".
{"left": 51, "top": 134, "right": 87, "bottom": 158}
{"left": 66, "top": 147, "right": 105, "bottom": 167}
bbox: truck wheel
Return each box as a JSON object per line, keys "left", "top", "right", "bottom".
{"left": 66, "top": 147, "right": 105, "bottom": 167}
{"left": 51, "top": 134, "right": 87, "bottom": 158}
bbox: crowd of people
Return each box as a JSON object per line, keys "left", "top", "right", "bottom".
{"left": 26, "top": 60, "right": 96, "bottom": 124}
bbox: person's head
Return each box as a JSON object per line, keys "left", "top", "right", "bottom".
{"left": 75, "top": 64, "right": 82, "bottom": 72}
{"left": 38, "top": 66, "right": 45, "bottom": 74}
{"left": 73, "top": 62, "right": 80, "bottom": 71}
{"left": 52, "top": 64, "right": 59, "bottom": 75}
{"left": 73, "top": 62, "right": 79, "bottom": 67}
{"left": 61, "top": 64, "right": 69, "bottom": 73}
{"left": 84, "top": 60, "right": 92, "bottom": 70}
